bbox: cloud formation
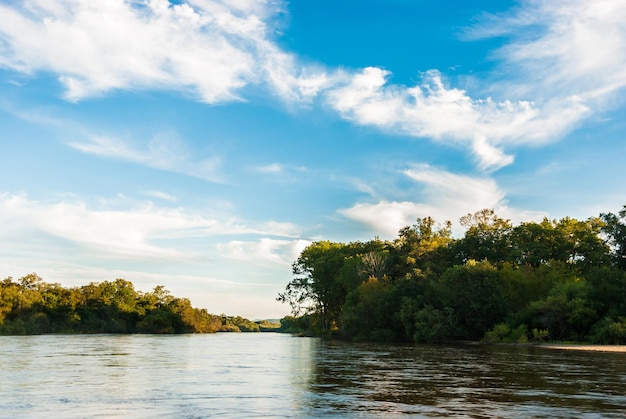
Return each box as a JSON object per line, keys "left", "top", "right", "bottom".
{"left": 217, "top": 238, "right": 310, "bottom": 267}
{"left": 68, "top": 133, "right": 224, "bottom": 182}
{"left": 339, "top": 164, "right": 544, "bottom": 238}
{"left": 324, "top": 0, "right": 625, "bottom": 171}
{"left": 0, "top": 193, "right": 300, "bottom": 260}
{"left": 0, "top": 0, "right": 328, "bottom": 103}
{"left": 1, "top": 0, "right": 623, "bottom": 174}
{"left": 468, "top": 0, "right": 626, "bottom": 103}
{"left": 0, "top": 0, "right": 247, "bottom": 101}
{"left": 254, "top": 163, "right": 283, "bottom": 174}
{"left": 326, "top": 68, "right": 591, "bottom": 172}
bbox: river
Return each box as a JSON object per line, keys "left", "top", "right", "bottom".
{"left": 0, "top": 333, "right": 624, "bottom": 418}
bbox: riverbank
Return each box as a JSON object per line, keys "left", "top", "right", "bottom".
{"left": 539, "top": 344, "right": 626, "bottom": 353}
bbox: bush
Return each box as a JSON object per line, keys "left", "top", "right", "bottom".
{"left": 590, "top": 317, "right": 626, "bottom": 344}
{"left": 483, "top": 323, "right": 528, "bottom": 344}
{"left": 413, "top": 305, "right": 456, "bottom": 343}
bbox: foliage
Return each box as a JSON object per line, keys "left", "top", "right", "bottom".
{"left": 220, "top": 315, "right": 261, "bottom": 332}
{"left": 601, "top": 205, "right": 626, "bottom": 270}
{"left": 277, "top": 240, "right": 387, "bottom": 333}
{"left": 0, "top": 276, "right": 256, "bottom": 335}
{"left": 256, "top": 320, "right": 281, "bottom": 331}
{"left": 484, "top": 323, "right": 529, "bottom": 344}
{"left": 278, "top": 206, "right": 626, "bottom": 344}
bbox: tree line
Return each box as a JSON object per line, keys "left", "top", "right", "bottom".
{"left": 0, "top": 276, "right": 267, "bottom": 335}
{"left": 278, "top": 206, "right": 626, "bottom": 344}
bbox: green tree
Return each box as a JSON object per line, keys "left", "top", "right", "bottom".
{"left": 509, "top": 217, "right": 610, "bottom": 271}
{"left": 454, "top": 209, "right": 512, "bottom": 265}
{"left": 601, "top": 205, "right": 626, "bottom": 270}
{"left": 524, "top": 279, "right": 597, "bottom": 341}
{"left": 586, "top": 266, "right": 626, "bottom": 319}
{"left": 341, "top": 277, "right": 397, "bottom": 341}
{"left": 437, "top": 260, "right": 507, "bottom": 340}
{"left": 411, "top": 305, "right": 456, "bottom": 343}
{"left": 395, "top": 216, "right": 453, "bottom": 277}
{"left": 277, "top": 241, "right": 354, "bottom": 332}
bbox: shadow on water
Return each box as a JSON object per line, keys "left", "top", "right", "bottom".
{"left": 303, "top": 340, "right": 626, "bottom": 418}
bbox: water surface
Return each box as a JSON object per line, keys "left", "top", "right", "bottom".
{"left": 0, "top": 334, "right": 624, "bottom": 417}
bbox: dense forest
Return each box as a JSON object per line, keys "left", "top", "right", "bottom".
{"left": 278, "top": 206, "right": 626, "bottom": 344}
{"left": 0, "top": 276, "right": 274, "bottom": 335}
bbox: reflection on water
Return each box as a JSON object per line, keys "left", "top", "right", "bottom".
{"left": 307, "top": 341, "right": 626, "bottom": 417}
{"left": 0, "top": 334, "right": 624, "bottom": 418}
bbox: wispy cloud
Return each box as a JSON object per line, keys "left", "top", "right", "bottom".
{"left": 0, "top": 193, "right": 303, "bottom": 260}
{"left": 323, "top": 0, "right": 625, "bottom": 172}
{"left": 254, "top": 163, "right": 283, "bottom": 173}
{"left": 2, "top": 99, "right": 226, "bottom": 183}
{"left": 339, "top": 164, "right": 545, "bottom": 238}
{"left": 0, "top": 193, "right": 215, "bottom": 260}
{"left": 248, "top": 162, "right": 311, "bottom": 184}
{"left": 339, "top": 200, "right": 428, "bottom": 239}
{"left": 68, "top": 133, "right": 224, "bottom": 183}
{"left": 0, "top": 0, "right": 331, "bottom": 104}
{"left": 144, "top": 190, "right": 178, "bottom": 202}
{"left": 326, "top": 68, "right": 588, "bottom": 172}
{"left": 0, "top": 0, "right": 250, "bottom": 102}
{"left": 217, "top": 238, "right": 310, "bottom": 267}
{"left": 466, "top": 0, "right": 626, "bottom": 103}
{"left": 2, "top": 0, "right": 624, "bottom": 175}
{"left": 0, "top": 259, "right": 239, "bottom": 293}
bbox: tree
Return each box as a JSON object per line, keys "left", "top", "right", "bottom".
{"left": 395, "top": 216, "right": 453, "bottom": 277}
{"left": 277, "top": 205, "right": 624, "bottom": 343}
{"left": 277, "top": 241, "right": 356, "bottom": 332}
{"left": 358, "top": 251, "right": 392, "bottom": 281}
{"left": 601, "top": 205, "right": 626, "bottom": 270}
{"left": 455, "top": 209, "right": 512, "bottom": 265}
{"left": 436, "top": 260, "right": 507, "bottom": 340}
{"left": 509, "top": 217, "right": 610, "bottom": 271}
{"left": 341, "top": 276, "right": 397, "bottom": 341}
{"left": 411, "top": 305, "right": 456, "bottom": 343}
{"left": 524, "top": 280, "right": 597, "bottom": 341}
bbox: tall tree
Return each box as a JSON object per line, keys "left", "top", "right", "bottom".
{"left": 601, "top": 205, "right": 626, "bottom": 270}
{"left": 277, "top": 241, "right": 355, "bottom": 332}
{"left": 396, "top": 216, "right": 453, "bottom": 277}
{"left": 455, "top": 209, "right": 512, "bottom": 265}
{"left": 510, "top": 217, "right": 610, "bottom": 271}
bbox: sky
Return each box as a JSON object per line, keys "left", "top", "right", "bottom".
{"left": 1, "top": 0, "right": 625, "bottom": 319}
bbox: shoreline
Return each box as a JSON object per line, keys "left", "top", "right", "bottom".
{"left": 538, "top": 344, "right": 626, "bottom": 353}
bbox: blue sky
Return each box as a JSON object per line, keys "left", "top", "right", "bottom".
{"left": 1, "top": 0, "right": 625, "bottom": 318}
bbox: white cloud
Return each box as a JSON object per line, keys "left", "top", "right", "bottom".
{"left": 469, "top": 0, "right": 626, "bottom": 103}
{"left": 68, "top": 133, "right": 224, "bottom": 182}
{"left": 326, "top": 68, "right": 588, "bottom": 172}
{"left": 217, "top": 238, "right": 310, "bottom": 267}
{"left": 2, "top": 0, "right": 623, "bottom": 175}
{"left": 339, "top": 164, "right": 545, "bottom": 238}
{"left": 0, "top": 193, "right": 303, "bottom": 261}
{"left": 256, "top": 40, "right": 339, "bottom": 103}
{"left": 339, "top": 201, "right": 428, "bottom": 239}
{"left": 471, "top": 135, "right": 514, "bottom": 171}
{"left": 402, "top": 164, "right": 505, "bottom": 210}
{"left": 0, "top": 0, "right": 251, "bottom": 101}
{"left": 323, "top": 1, "right": 625, "bottom": 172}
{"left": 0, "top": 0, "right": 331, "bottom": 104}
{"left": 0, "top": 259, "right": 239, "bottom": 293}
{"left": 255, "top": 163, "right": 283, "bottom": 173}
{"left": 0, "top": 193, "right": 217, "bottom": 259}
{"left": 255, "top": 221, "right": 301, "bottom": 238}
{"left": 144, "top": 190, "right": 178, "bottom": 202}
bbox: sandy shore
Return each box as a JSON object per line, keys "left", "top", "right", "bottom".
{"left": 539, "top": 344, "right": 626, "bottom": 353}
